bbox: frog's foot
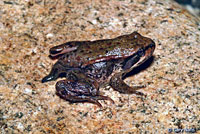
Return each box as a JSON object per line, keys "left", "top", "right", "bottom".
{"left": 55, "top": 79, "right": 114, "bottom": 107}
{"left": 68, "top": 95, "right": 114, "bottom": 107}
{"left": 110, "top": 73, "right": 145, "bottom": 96}
{"left": 49, "top": 42, "right": 78, "bottom": 57}
{"left": 58, "top": 94, "right": 114, "bottom": 107}
{"left": 89, "top": 95, "right": 115, "bottom": 107}
{"left": 42, "top": 61, "right": 67, "bottom": 83}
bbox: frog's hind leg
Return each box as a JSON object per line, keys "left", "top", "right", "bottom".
{"left": 110, "top": 72, "right": 145, "bottom": 96}
{"left": 65, "top": 72, "right": 115, "bottom": 107}
{"left": 55, "top": 78, "right": 114, "bottom": 107}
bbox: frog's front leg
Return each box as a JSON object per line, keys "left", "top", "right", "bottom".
{"left": 109, "top": 72, "right": 145, "bottom": 96}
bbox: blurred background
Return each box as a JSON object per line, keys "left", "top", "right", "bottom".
{"left": 175, "top": 0, "right": 200, "bottom": 17}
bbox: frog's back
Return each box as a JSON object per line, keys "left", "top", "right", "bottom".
{"left": 73, "top": 32, "right": 153, "bottom": 66}
{"left": 58, "top": 32, "right": 154, "bottom": 68}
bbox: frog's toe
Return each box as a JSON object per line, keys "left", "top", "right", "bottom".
{"left": 86, "top": 99, "right": 103, "bottom": 107}
{"left": 84, "top": 95, "right": 114, "bottom": 107}
{"left": 41, "top": 75, "right": 55, "bottom": 83}
{"left": 134, "top": 90, "right": 145, "bottom": 96}
{"left": 93, "top": 95, "right": 115, "bottom": 104}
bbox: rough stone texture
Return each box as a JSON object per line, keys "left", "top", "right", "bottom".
{"left": 0, "top": 0, "right": 199, "bottom": 133}
{"left": 175, "top": 0, "right": 200, "bottom": 17}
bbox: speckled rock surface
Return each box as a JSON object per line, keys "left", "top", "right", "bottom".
{"left": 0, "top": 0, "right": 199, "bottom": 133}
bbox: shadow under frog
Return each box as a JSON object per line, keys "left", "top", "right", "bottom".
{"left": 42, "top": 32, "right": 155, "bottom": 107}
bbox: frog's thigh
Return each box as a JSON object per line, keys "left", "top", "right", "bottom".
{"left": 109, "top": 72, "right": 145, "bottom": 95}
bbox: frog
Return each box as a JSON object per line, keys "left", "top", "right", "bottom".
{"left": 42, "top": 31, "right": 155, "bottom": 107}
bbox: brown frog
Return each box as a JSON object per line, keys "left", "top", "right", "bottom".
{"left": 42, "top": 32, "right": 155, "bottom": 107}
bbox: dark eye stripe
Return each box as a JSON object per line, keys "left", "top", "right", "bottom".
{"left": 146, "top": 43, "right": 155, "bottom": 50}
{"left": 137, "top": 48, "right": 144, "bottom": 57}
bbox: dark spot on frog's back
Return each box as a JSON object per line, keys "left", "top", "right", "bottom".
{"left": 88, "top": 51, "right": 92, "bottom": 54}
{"left": 76, "top": 56, "right": 81, "bottom": 61}
{"left": 80, "top": 50, "right": 84, "bottom": 53}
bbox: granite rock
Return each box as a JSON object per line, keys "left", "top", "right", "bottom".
{"left": 0, "top": 0, "right": 199, "bottom": 133}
